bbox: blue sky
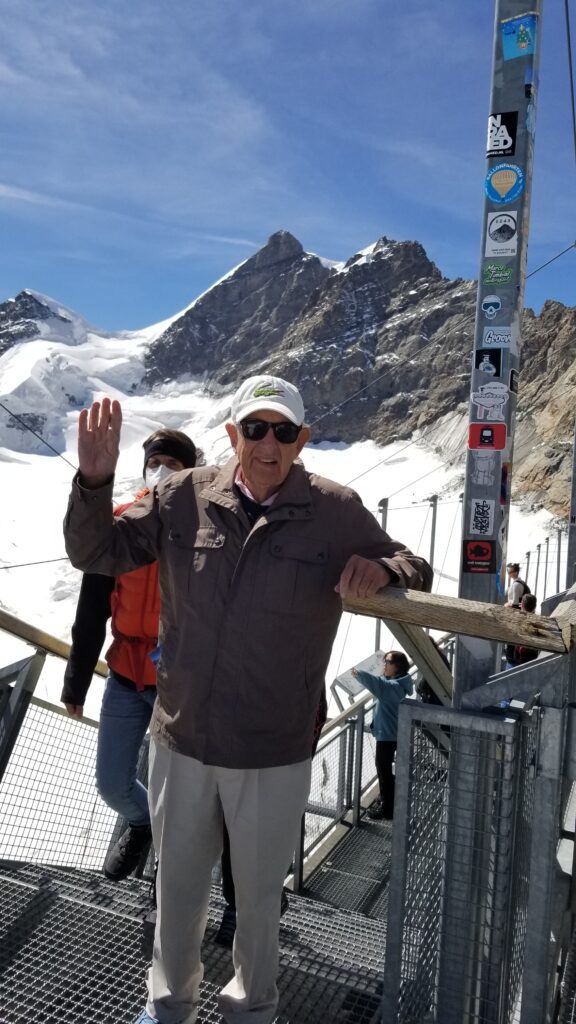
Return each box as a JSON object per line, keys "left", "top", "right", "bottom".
{"left": 0, "top": 0, "right": 574, "bottom": 330}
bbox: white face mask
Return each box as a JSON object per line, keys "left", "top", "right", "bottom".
{"left": 145, "top": 464, "right": 176, "bottom": 489}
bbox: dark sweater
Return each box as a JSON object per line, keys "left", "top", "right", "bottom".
{"left": 61, "top": 574, "right": 114, "bottom": 706}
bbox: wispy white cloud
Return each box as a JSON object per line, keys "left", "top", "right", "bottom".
{"left": 0, "top": 0, "right": 280, "bottom": 220}
{"left": 0, "top": 181, "right": 261, "bottom": 251}
{"left": 0, "top": 183, "right": 82, "bottom": 210}
{"left": 0, "top": 0, "right": 571, "bottom": 323}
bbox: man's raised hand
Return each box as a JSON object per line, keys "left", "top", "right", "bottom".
{"left": 78, "top": 398, "right": 122, "bottom": 488}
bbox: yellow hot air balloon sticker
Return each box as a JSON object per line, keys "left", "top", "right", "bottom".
{"left": 485, "top": 162, "right": 525, "bottom": 204}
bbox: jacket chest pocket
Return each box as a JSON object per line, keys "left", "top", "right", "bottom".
{"left": 167, "top": 526, "right": 227, "bottom": 600}
{"left": 261, "top": 536, "right": 330, "bottom": 614}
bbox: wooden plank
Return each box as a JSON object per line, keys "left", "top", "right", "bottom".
{"left": 342, "top": 587, "right": 573, "bottom": 654}
{"left": 385, "top": 621, "right": 453, "bottom": 703}
{"left": 0, "top": 608, "right": 107, "bottom": 677}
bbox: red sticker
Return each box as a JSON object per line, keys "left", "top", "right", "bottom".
{"left": 462, "top": 539, "right": 496, "bottom": 573}
{"left": 468, "top": 423, "right": 507, "bottom": 450}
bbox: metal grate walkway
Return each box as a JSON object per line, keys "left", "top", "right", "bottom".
{"left": 304, "top": 817, "right": 392, "bottom": 921}
{"left": 0, "top": 819, "right": 389, "bottom": 1024}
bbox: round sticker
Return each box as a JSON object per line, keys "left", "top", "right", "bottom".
{"left": 485, "top": 163, "right": 525, "bottom": 204}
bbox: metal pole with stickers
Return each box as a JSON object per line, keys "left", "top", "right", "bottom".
{"left": 454, "top": 0, "right": 543, "bottom": 705}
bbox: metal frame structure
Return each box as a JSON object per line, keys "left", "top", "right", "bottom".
{"left": 382, "top": 646, "right": 576, "bottom": 1024}
{"left": 0, "top": 638, "right": 381, "bottom": 890}
{"left": 2, "top": 594, "right": 576, "bottom": 1022}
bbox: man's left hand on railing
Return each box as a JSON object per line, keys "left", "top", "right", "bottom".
{"left": 335, "top": 557, "right": 392, "bottom": 599}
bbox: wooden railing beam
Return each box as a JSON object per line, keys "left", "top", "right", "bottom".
{"left": 343, "top": 587, "right": 573, "bottom": 655}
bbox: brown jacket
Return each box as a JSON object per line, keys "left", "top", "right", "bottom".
{"left": 64, "top": 458, "right": 432, "bottom": 768}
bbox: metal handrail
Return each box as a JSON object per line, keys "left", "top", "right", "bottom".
{"left": 0, "top": 607, "right": 107, "bottom": 676}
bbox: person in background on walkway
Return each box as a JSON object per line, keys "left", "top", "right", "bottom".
{"left": 505, "top": 562, "right": 530, "bottom": 608}
{"left": 352, "top": 650, "right": 412, "bottom": 821}
{"left": 505, "top": 592, "right": 539, "bottom": 670}
{"left": 64, "top": 375, "right": 432, "bottom": 1024}
{"left": 61, "top": 428, "right": 198, "bottom": 881}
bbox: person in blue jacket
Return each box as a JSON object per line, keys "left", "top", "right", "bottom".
{"left": 352, "top": 650, "right": 412, "bottom": 820}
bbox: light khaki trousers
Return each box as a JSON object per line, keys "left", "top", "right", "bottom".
{"left": 146, "top": 739, "right": 312, "bottom": 1024}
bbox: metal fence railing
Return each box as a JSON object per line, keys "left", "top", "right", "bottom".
{"left": 382, "top": 648, "right": 575, "bottom": 1024}
{"left": 3, "top": 614, "right": 576, "bottom": 1024}
{"left": 0, "top": 643, "right": 380, "bottom": 888}
{"left": 292, "top": 698, "right": 378, "bottom": 888}
{"left": 383, "top": 705, "right": 539, "bottom": 1024}
{"left": 0, "top": 697, "right": 117, "bottom": 871}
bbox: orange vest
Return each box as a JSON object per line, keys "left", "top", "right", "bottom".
{"left": 105, "top": 493, "right": 160, "bottom": 689}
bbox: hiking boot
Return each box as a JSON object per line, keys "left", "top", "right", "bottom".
{"left": 368, "top": 799, "right": 394, "bottom": 821}
{"left": 214, "top": 906, "right": 237, "bottom": 948}
{"left": 367, "top": 800, "right": 386, "bottom": 820}
{"left": 103, "top": 823, "right": 152, "bottom": 881}
{"left": 133, "top": 1012, "right": 159, "bottom": 1024}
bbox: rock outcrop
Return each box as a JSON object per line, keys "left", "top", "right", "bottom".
{"left": 1, "top": 233, "right": 574, "bottom": 515}
{"left": 0, "top": 291, "right": 72, "bottom": 355}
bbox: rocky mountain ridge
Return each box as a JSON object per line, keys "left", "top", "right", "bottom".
{"left": 0, "top": 230, "right": 574, "bottom": 515}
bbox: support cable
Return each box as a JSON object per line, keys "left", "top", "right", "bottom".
{"left": 434, "top": 500, "right": 461, "bottom": 594}
{"left": 0, "top": 557, "right": 69, "bottom": 571}
{"left": 526, "top": 241, "right": 576, "bottom": 280}
{"left": 334, "top": 613, "right": 353, "bottom": 678}
{"left": 0, "top": 400, "right": 77, "bottom": 470}
{"left": 414, "top": 505, "right": 431, "bottom": 556}
{"left": 564, "top": 0, "right": 576, "bottom": 170}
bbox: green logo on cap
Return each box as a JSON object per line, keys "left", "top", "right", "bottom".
{"left": 253, "top": 384, "right": 284, "bottom": 398}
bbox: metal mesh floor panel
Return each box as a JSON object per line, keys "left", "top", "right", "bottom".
{"left": 0, "top": 861, "right": 385, "bottom": 1024}
{"left": 305, "top": 816, "right": 393, "bottom": 920}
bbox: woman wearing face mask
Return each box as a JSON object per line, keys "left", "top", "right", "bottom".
{"left": 352, "top": 650, "right": 412, "bottom": 821}
{"left": 61, "top": 428, "right": 198, "bottom": 881}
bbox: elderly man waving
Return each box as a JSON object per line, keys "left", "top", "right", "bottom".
{"left": 64, "top": 375, "right": 432, "bottom": 1024}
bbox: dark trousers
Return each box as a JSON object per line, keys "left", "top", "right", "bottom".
{"left": 221, "top": 823, "right": 236, "bottom": 909}
{"left": 375, "top": 740, "right": 397, "bottom": 816}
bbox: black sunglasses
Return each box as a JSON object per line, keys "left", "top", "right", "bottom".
{"left": 239, "top": 419, "right": 302, "bottom": 444}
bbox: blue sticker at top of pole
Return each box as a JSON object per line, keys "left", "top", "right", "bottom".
{"left": 485, "top": 163, "right": 525, "bottom": 204}
{"left": 501, "top": 12, "right": 538, "bottom": 60}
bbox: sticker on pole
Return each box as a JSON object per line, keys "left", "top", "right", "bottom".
{"left": 482, "top": 326, "right": 513, "bottom": 348}
{"left": 469, "top": 499, "right": 496, "bottom": 537}
{"left": 475, "top": 349, "right": 502, "bottom": 376}
{"left": 481, "top": 294, "right": 503, "bottom": 320}
{"left": 482, "top": 261, "right": 514, "bottom": 285}
{"left": 485, "top": 163, "right": 525, "bottom": 205}
{"left": 485, "top": 212, "right": 518, "bottom": 256}
{"left": 462, "top": 539, "right": 497, "bottom": 573}
{"left": 471, "top": 382, "right": 509, "bottom": 421}
{"left": 468, "top": 423, "right": 507, "bottom": 450}
{"left": 501, "top": 13, "right": 538, "bottom": 61}
{"left": 471, "top": 450, "right": 499, "bottom": 486}
{"left": 486, "top": 111, "right": 518, "bottom": 158}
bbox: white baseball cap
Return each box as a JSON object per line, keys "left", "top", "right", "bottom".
{"left": 231, "top": 375, "right": 305, "bottom": 426}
